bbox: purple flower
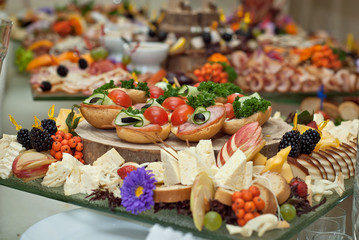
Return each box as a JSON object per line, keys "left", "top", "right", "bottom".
{"left": 120, "top": 167, "right": 157, "bottom": 214}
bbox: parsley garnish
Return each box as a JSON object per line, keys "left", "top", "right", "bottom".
{"left": 156, "top": 84, "right": 180, "bottom": 104}
{"left": 186, "top": 92, "right": 215, "bottom": 109}
{"left": 93, "top": 80, "right": 117, "bottom": 94}
{"left": 120, "top": 79, "right": 150, "bottom": 97}
{"left": 197, "top": 82, "right": 243, "bottom": 98}
{"left": 233, "top": 97, "right": 271, "bottom": 119}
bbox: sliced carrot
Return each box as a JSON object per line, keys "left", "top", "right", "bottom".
{"left": 146, "top": 69, "right": 167, "bottom": 86}
{"left": 27, "top": 40, "right": 54, "bottom": 51}
{"left": 57, "top": 51, "right": 79, "bottom": 63}
{"left": 80, "top": 53, "right": 94, "bottom": 65}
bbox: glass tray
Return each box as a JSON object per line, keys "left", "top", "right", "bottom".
{"left": 0, "top": 177, "right": 353, "bottom": 240}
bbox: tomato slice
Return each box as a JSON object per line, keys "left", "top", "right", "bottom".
{"left": 149, "top": 86, "right": 164, "bottom": 99}
{"left": 227, "top": 93, "right": 244, "bottom": 103}
{"left": 143, "top": 106, "right": 168, "bottom": 125}
{"left": 107, "top": 90, "right": 132, "bottom": 107}
{"left": 162, "top": 97, "right": 186, "bottom": 111}
{"left": 171, "top": 104, "right": 195, "bottom": 126}
{"left": 224, "top": 103, "right": 235, "bottom": 120}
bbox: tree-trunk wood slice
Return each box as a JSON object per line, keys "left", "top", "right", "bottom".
{"left": 77, "top": 118, "right": 292, "bottom": 164}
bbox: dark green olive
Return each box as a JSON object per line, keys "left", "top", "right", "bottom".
{"left": 89, "top": 97, "right": 102, "bottom": 104}
{"left": 194, "top": 113, "right": 206, "bottom": 122}
{"left": 121, "top": 117, "right": 140, "bottom": 123}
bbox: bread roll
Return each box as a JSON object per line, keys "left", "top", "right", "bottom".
{"left": 115, "top": 123, "right": 171, "bottom": 143}
{"left": 222, "top": 106, "right": 272, "bottom": 135}
{"left": 80, "top": 103, "right": 123, "bottom": 129}
{"left": 255, "top": 172, "right": 291, "bottom": 204}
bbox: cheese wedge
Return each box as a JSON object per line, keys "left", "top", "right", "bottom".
{"left": 196, "top": 140, "right": 216, "bottom": 168}
{"left": 214, "top": 149, "right": 247, "bottom": 191}
{"left": 146, "top": 162, "right": 164, "bottom": 183}
{"left": 79, "top": 165, "right": 101, "bottom": 194}
{"left": 161, "top": 147, "right": 181, "bottom": 186}
{"left": 178, "top": 147, "right": 202, "bottom": 185}
{"left": 280, "top": 160, "right": 294, "bottom": 183}
{"left": 243, "top": 161, "right": 253, "bottom": 189}
{"left": 92, "top": 148, "right": 125, "bottom": 174}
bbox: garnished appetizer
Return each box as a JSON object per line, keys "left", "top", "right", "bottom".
{"left": 114, "top": 106, "right": 171, "bottom": 144}
{"left": 170, "top": 93, "right": 226, "bottom": 142}
{"left": 80, "top": 81, "right": 132, "bottom": 129}
{"left": 222, "top": 93, "right": 272, "bottom": 135}
{"left": 114, "top": 79, "right": 150, "bottom": 104}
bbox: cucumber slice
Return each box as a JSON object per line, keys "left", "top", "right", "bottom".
{"left": 237, "top": 92, "right": 261, "bottom": 104}
{"left": 155, "top": 82, "right": 169, "bottom": 90}
{"left": 178, "top": 85, "right": 199, "bottom": 97}
{"left": 114, "top": 111, "right": 150, "bottom": 127}
{"left": 83, "top": 93, "right": 105, "bottom": 105}
{"left": 141, "top": 98, "right": 163, "bottom": 110}
{"left": 191, "top": 106, "right": 211, "bottom": 125}
{"left": 102, "top": 95, "right": 116, "bottom": 105}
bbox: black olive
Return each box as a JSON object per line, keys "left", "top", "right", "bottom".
{"left": 194, "top": 113, "right": 206, "bottom": 122}
{"left": 148, "top": 29, "right": 156, "bottom": 37}
{"left": 157, "top": 31, "right": 168, "bottom": 41}
{"left": 121, "top": 117, "right": 140, "bottom": 123}
{"left": 222, "top": 32, "right": 232, "bottom": 42}
{"left": 141, "top": 103, "right": 152, "bottom": 110}
{"left": 184, "top": 88, "right": 189, "bottom": 95}
{"left": 202, "top": 32, "right": 211, "bottom": 44}
{"left": 78, "top": 58, "right": 88, "bottom": 69}
{"left": 89, "top": 97, "right": 101, "bottom": 104}
{"left": 40, "top": 81, "right": 52, "bottom": 92}
{"left": 57, "top": 65, "right": 68, "bottom": 77}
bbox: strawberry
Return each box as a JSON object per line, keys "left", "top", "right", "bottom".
{"left": 289, "top": 177, "right": 303, "bottom": 187}
{"left": 117, "top": 165, "right": 137, "bottom": 179}
{"left": 306, "top": 121, "right": 318, "bottom": 130}
{"left": 296, "top": 182, "right": 308, "bottom": 198}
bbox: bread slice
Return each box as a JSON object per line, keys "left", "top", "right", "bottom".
{"left": 153, "top": 185, "right": 192, "bottom": 203}
{"left": 214, "top": 187, "right": 235, "bottom": 206}
{"left": 252, "top": 183, "right": 277, "bottom": 215}
{"left": 115, "top": 123, "right": 171, "bottom": 143}
{"left": 255, "top": 172, "right": 290, "bottom": 205}
{"left": 300, "top": 97, "right": 320, "bottom": 113}
{"left": 338, "top": 101, "right": 359, "bottom": 120}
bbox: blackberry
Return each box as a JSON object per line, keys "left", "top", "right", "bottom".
{"left": 41, "top": 119, "right": 57, "bottom": 135}
{"left": 40, "top": 81, "right": 52, "bottom": 92}
{"left": 300, "top": 129, "right": 321, "bottom": 154}
{"left": 57, "top": 65, "right": 68, "bottom": 77}
{"left": 278, "top": 130, "right": 301, "bottom": 158}
{"left": 78, "top": 58, "right": 88, "bottom": 69}
{"left": 17, "top": 129, "right": 31, "bottom": 150}
{"left": 30, "top": 128, "right": 53, "bottom": 152}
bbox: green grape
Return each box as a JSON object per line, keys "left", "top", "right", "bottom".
{"left": 122, "top": 55, "right": 132, "bottom": 65}
{"left": 203, "top": 211, "right": 222, "bottom": 231}
{"left": 90, "top": 47, "right": 109, "bottom": 60}
{"left": 280, "top": 203, "right": 296, "bottom": 222}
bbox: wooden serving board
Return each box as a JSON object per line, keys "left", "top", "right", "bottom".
{"left": 76, "top": 118, "right": 292, "bottom": 164}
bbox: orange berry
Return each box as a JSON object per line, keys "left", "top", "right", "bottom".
{"left": 248, "top": 186, "right": 260, "bottom": 197}
{"left": 237, "top": 218, "right": 246, "bottom": 227}
{"left": 76, "top": 142, "right": 84, "bottom": 151}
{"left": 56, "top": 130, "right": 65, "bottom": 137}
{"left": 64, "top": 133, "right": 73, "bottom": 140}
{"left": 242, "top": 190, "right": 253, "bottom": 202}
{"left": 61, "top": 139, "right": 69, "bottom": 146}
{"left": 204, "top": 63, "right": 212, "bottom": 69}
{"left": 72, "top": 136, "right": 82, "bottom": 143}
{"left": 197, "top": 76, "right": 205, "bottom": 82}
{"left": 232, "top": 191, "right": 242, "bottom": 202}
{"left": 54, "top": 135, "right": 63, "bottom": 142}
{"left": 68, "top": 139, "right": 77, "bottom": 148}
{"left": 253, "top": 197, "right": 265, "bottom": 211}
{"left": 244, "top": 201, "right": 256, "bottom": 213}
{"left": 50, "top": 149, "right": 56, "bottom": 157}
{"left": 220, "top": 72, "right": 228, "bottom": 79}
{"left": 219, "top": 78, "right": 227, "bottom": 83}
{"left": 51, "top": 135, "right": 56, "bottom": 140}
{"left": 80, "top": 159, "right": 85, "bottom": 164}
{"left": 52, "top": 141, "right": 62, "bottom": 151}
{"left": 74, "top": 151, "right": 83, "bottom": 158}
{"left": 54, "top": 151, "right": 62, "bottom": 160}
{"left": 235, "top": 209, "right": 245, "bottom": 219}
{"left": 244, "top": 213, "right": 254, "bottom": 223}
{"left": 61, "top": 145, "right": 71, "bottom": 153}
{"left": 253, "top": 212, "right": 261, "bottom": 218}
{"left": 194, "top": 69, "right": 201, "bottom": 76}
{"left": 234, "top": 198, "right": 245, "bottom": 209}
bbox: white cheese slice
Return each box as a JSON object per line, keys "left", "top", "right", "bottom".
{"left": 196, "top": 140, "right": 216, "bottom": 168}
{"left": 79, "top": 165, "right": 101, "bottom": 194}
{"left": 64, "top": 166, "right": 82, "bottom": 196}
{"left": 0, "top": 139, "right": 24, "bottom": 179}
{"left": 243, "top": 161, "right": 253, "bottom": 189}
{"left": 178, "top": 147, "right": 201, "bottom": 186}
{"left": 161, "top": 147, "right": 180, "bottom": 186}
{"left": 92, "top": 148, "right": 125, "bottom": 174}
{"left": 146, "top": 162, "right": 164, "bottom": 183}
{"left": 214, "top": 149, "right": 247, "bottom": 191}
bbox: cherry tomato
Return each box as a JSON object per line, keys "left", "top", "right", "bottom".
{"left": 107, "top": 90, "right": 132, "bottom": 107}
{"left": 171, "top": 104, "right": 195, "bottom": 126}
{"left": 227, "top": 93, "right": 244, "bottom": 103}
{"left": 162, "top": 97, "right": 186, "bottom": 111}
{"left": 224, "top": 103, "right": 235, "bottom": 120}
{"left": 143, "top": 106, "right": 168, "bottom": 125}
{"left": 149, "top": 86, "right": 164, "bottom": 99}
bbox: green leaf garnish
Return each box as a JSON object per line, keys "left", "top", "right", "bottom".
{"left": 93, "top": 80, "right": 117, "bottom": 95}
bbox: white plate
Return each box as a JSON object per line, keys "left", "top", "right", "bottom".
{"left": 20, "top": 208, "right": 150, "bottom": 240}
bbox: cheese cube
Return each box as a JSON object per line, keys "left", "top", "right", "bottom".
{"left": 178, "top": 147, "right": 201, "bottom": 186}
{"left": 79, "top": 165, "right": 101, "bottom": 194}
{"left": 196, "top": 140, "right": 216, "bottom": 168}
{"left": 93, "top": 148, "right": 125, "bottom": 174}
{"left": 161, "top": 147, "right": 181, "bottom": 186}
{"left": 215, "top": 149, "right": 247, "bottom": 190}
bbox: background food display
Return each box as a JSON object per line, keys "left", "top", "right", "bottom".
{"left": 1, "top": 0, "right": 359, "bottom": 239}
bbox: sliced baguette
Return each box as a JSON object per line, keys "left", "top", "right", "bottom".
{"left": 333, "top": 147, "right": 355, "bottom": 177}
{"left": 256, "top": 172, "right": 291, "bottom": 204}
{"left": 214, "top": 187, "right": 235, "bottom": 206}
{"left": 338, "top": 101, "right": 359, "bottom": 120}
{"left": 115, "top": 123, "right": 171, "bottom": 144}
{"left": 300, "top": 154, "right": 328, "bottom": 180}
{"left": 153, "top": 185, "right": 192, "bottom": 203}
{"left": 252, "top": 183, "right": 277, "bottom": 215}
{"left": 325, "top": 149, "right": 350, "bottom": 179}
